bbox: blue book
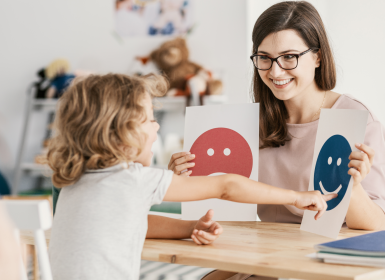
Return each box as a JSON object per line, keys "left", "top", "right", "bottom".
{"left": 314, "top": 231, "right": 385, "bottom": 257}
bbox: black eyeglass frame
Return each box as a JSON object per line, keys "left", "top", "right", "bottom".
{"left": 250, "top": 48, "right": 319, "bottom": 71}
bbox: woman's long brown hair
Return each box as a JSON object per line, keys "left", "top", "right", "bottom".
{"left": 252, "top": 1, "right": 336, "bottom": 149}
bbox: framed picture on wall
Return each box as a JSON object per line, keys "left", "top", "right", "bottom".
{"left": 115, "top": 0, "right": 194, "bottom": 37}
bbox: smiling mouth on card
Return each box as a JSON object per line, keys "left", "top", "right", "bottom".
{"left": 208, "top": 173, "right": 227, "bottom": 177}
{"left": 319, "top": 181, "right": 342, "bottom": 195}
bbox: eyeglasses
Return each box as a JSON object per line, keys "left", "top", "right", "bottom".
{"left": 250, "top": 48, "right": 318, "bottom": 71}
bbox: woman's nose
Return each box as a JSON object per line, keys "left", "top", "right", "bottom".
{"left": 269, "top": 61, "right": 286, "bottom": 77}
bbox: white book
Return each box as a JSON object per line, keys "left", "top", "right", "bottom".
{"left": 308, "top": 252, "right": 385, "bottom": 268}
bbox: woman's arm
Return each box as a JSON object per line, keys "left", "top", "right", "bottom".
{"left": 346, "top": 184, "right": 385, "bottom": 230}
{"left": 147, "top": 210, "right": 223, "bottom": 245}
{"left": 146, "top": 215, "right": 195, "bottom": 239}
{"left": 346, "top": 143, "right": 385, "bottom": 230}
{"left": 164, "top": 173, "right": 336, "bottom": 220}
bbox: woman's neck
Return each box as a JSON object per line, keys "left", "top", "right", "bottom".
{"left": 284, "top": 88, "right": 341, "bottom": 124}
{"left": 284, "top": 83, "right": 332, "bottom": 124}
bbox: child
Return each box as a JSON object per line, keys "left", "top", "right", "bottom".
{"left": 47, "top": 73, "right": 335, "bottom": 280}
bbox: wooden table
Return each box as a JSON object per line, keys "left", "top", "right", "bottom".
{"left": 21, "top": 222, "right": 385, "bottom": 280}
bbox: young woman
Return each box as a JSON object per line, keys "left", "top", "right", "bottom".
{"left": 169, "top": 1, "right": 385, "bottom": 279}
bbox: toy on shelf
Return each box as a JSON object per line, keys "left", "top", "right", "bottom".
{"left": 33, "top": 68, "right": 51, "bottom": 99}
{"left": 45, "top": 59, "right": 75, "bottom": 99}
{"left": 130, "top": 56, "right": 159, "bottom": 77}
{"left": 140, "top": 37, "right": 223, "bottom": 105}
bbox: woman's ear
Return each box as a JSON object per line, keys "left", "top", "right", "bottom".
{"left": 315, "top": 50, "right": 321, "bottom": 68}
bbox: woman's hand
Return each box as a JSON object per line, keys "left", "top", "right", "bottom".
{"left": 191, "top": 209, "right": 223, "bottom": 245}
{"left": 348, "top": 143, "right": 375, "bottom": 186}
{"left": 293, "top": 191, "right": 337, "bottom": 220}
{"left": 168, "top": 152, "right": 195, "bottom": 176}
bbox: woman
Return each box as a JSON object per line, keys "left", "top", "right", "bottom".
{"left": 168, "top": 1, "right": 385, "bottom": 279}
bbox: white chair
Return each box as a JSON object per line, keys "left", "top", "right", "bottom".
{"left": 1, "top": 200, "right": 53, "bottom": 280}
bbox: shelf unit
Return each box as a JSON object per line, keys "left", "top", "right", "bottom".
{"left": 12, "top": 88, "right": 58, "bottom": 194}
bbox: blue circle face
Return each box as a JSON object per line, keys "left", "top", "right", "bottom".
{"left": 314, "top": 135, "right": 352, "bottom": 211}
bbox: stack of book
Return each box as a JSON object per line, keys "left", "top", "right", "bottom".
{"left": 311, "top": 231, "right": 385, "bottom": 268}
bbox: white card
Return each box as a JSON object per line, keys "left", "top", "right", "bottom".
{"left": 300, "top": 109, "right": 368, "bottom": 239}
{"left": 182, "top": 103, "right": 260, "bottom": 221}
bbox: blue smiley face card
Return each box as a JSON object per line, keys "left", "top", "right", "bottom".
{"left": 301, "top": 109, "right": 368, "bottom": 239}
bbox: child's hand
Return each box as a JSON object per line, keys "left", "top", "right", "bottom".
{"left": 348, "top": 143, "right": 375, "bottom": 187}
{"left": 293, "top": 191, "right": 337, "bottom": 220}
{"left": 168, "top": 152, "right": 195, "bottom": 176}
{"left": 191, "top": 209, "right": 223, "bottom": 245}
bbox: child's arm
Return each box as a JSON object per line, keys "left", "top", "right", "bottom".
{"left": 164, "top": 174, "right": 337, "bottom": 220}
{"left": 147, "top": 209, "right": 223, "bottom": 245}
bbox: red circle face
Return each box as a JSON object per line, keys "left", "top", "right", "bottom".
{"left": 189, "top": 128, "right": 253, "bottom": 177}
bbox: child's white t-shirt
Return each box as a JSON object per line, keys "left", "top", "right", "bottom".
{"left": 49, "top": 162, "right": 173, "bottom": 280}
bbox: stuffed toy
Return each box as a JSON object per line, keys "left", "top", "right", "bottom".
{"left": 45, "top": 59, "right": 75, "bottom": 99}
{"left": 33, "top": 68, "right": 51, "bottom": 99}
{"left": 148, "top": 37, "right": 223, "bottom": 105}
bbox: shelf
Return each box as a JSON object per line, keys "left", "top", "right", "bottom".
{"left": 31, "top": 99, "right": 59, "bottom": 111}
{"left": 21, "top": 163, "right": 52, "bottom": 176}
{"left": 203, "top": 94, "right": 228, "bottom": 103}
{"left": 153, "top": 95, "right": 228, "bottom": 112}
{"left": 29, "top": 95, "right": 228, "bottom": 113}
{"left": 30, "top": 97, "right": 186, "bottom": 113}
{"left": 153, "top": 96, "right": 186, "bottom": 112}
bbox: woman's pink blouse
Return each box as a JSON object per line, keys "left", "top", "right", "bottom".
{"left": 258, "top": 94, "right": 385, "bottom": 223}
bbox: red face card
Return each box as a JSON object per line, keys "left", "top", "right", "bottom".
{"left": 189, "top": 127, "right": 253, "bottom": 178}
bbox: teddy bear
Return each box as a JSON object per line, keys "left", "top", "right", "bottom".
{"left": 147, "top": 37, "right": 223, "bottom": 105}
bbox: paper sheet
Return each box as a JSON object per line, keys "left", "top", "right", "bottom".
{"left": 300, "top": 109, "right": 368, "bottom": 239}
{"left": 182, "top": 103, "right": 260, "bottom": 221}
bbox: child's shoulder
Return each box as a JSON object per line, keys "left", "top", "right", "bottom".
{"left": 86, "top": 162, "right": 172, "bottom": 184}
{"left": 77, "top": 162, "right": 173, "bottom": 192}
{"left": 125, "top": 163, "right": 174, "bottom": 182}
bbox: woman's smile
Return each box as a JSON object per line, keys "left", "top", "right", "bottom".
{"left": 270, "top": 78, "right": 294, "bottom": 89}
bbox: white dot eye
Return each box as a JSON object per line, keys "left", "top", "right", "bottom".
{"left": 223, "top": 148, "right": 231, "bottom": 156}
{"left": 328, "top": 157, "right": 332, "bottom": 165}
{"left": 207, "top": 148, "right": 214, "bottom": 156}
{"left": 337, "top": 158, "right": 341, "bottom": 166}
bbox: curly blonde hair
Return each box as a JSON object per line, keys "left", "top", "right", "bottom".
{"left": 47, "top": 73, "right": 168, "bottom": 188}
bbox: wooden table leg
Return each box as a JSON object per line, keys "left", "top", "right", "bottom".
{"left": 33, "top": 245, "right": 39, "bottom": 280}
{"left": 24, "top": 244, "right": 39, "bottom": 280}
